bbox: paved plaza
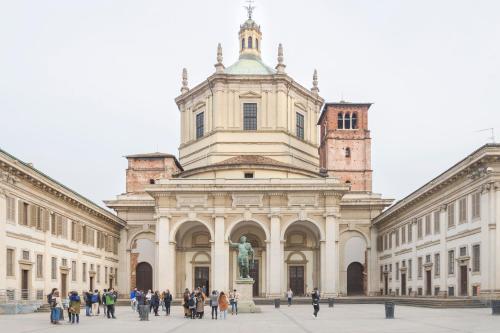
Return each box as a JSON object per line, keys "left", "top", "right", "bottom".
{"left": 0, "top": 304, "right": 498, "bottom": 333}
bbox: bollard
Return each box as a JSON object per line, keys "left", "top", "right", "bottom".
{"left": 328, "top": 298, "right": 334, "bottom": 308}
{"left": 384, "top": 301, "right": 395, "bottom": 319}
{"left": 138, "top": 304, "right": 149, "bottom": 321}
{"left": 274, "top": 298, "right": 280, "bottom": 308}
{"left": 492, "top": 300, "right": 500, "bottom": 315}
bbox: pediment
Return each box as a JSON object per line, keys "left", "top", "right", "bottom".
{"left": 239, "top": 91, "right": 261, "bottom": 99}
{"left": 294, "top": 102, "right": 307, "bottom": 111}
{"left": 193, "top": 101, "right": 206, "bottom": 111}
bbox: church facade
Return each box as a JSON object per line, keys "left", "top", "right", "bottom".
{"left": 105, "top": 10, "right": 391, "bottom": 298}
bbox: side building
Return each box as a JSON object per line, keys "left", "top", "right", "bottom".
{"left": 0, "top": 149, "right": 126, "bottom": 305}
{"left": 372, "top": 144, "right": 500, "bottom": 298}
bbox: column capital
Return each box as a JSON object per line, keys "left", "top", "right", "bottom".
{"left": 154, "top": 212, "right": 172, "bottom": 220}
{"left": 323, "top": 209, "right": 340, "bottom": 219}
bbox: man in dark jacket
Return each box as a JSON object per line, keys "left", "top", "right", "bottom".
{"left": 85, "top": 290, "right": 93, "bottom": 316}
{"left": 311, "top": 288, "right": 320, "bottom": 318}
{"left": 164, "top": 290, "right": 173, "bottom": 316}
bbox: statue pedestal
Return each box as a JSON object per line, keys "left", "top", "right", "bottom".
{"left": 234, "top": 278, "right": 260, "bottom": 313}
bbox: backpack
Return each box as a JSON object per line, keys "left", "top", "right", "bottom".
{"left": 91, "top": 293, "right": 98, "bottom": 303}
{"left": 188, "top": 297, "right": 195, "bottom": 307}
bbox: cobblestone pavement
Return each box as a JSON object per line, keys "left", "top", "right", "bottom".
{"left": 0, "top": 304, "right": 498, "bottom": 333}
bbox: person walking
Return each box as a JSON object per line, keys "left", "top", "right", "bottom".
{"left": 146, "top": 290, "right": 153, "bottom": 313}
{"left": 218, "top": 291, "right": 229, "bottom": 320}
{"left": 287, "top": 288, "right": 294, "bottom": 306}
{"left": 210, "top": 290, "right": 219, "bottom": 319}
{"left": 196, "top": 291, "right": 205, "bottom": 319}
{"left": 183, "top": 289, "right": 190, "bottom": 318}
{"left": 188, "top": 292, "right": 197, "bottom": 319}
{"left": 105, "top": 288, "right": 117, "bottom": 319}
{"left": 164, "top": 290, "right": 172, "bottom": 316}
{"left": 48, "top": 288, "right": 57, "bottom": 324}
{"left": 68, "top": 291, "right": 81, "bottom": 324}
{"left": 130, "top": 288, "right": 137, "bottom": 312}
{"left": 84, "top": 290, "right": 92, "bottom": 316}
{"left": 230, "top": 289, "right": 239, "bottom": 315}
{"left": 311, "top": 288, "right": 320, "bottom": 318}
{"left": 101, "top": 289, "right": 108, "bottom": 317}
{"left": 52, "top": 290, "right": 63, "bottom": 325}
{"left": 151, "top": 291, "right": 160, "bottom": 316}
{"left": 91, "top": 289, "right": 99, "bottom": 315}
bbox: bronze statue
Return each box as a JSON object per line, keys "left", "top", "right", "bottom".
{"left": 228, "top": 235, "right": 254, "bottom": 279}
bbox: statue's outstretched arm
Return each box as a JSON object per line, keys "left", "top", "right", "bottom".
{"left": 228, "top": 237, "right": 238, "bottom": 248}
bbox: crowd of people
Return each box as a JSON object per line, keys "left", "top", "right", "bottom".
{"left": 47, "top": 288, "right": 118, "bottom": 324}
{"left": 46, "top": 285, "right": 322, "bottom": 324}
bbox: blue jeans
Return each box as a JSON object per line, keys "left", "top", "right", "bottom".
{"left": 231, "top": 301, "right": 237, "bottom": 314}
{"left": 86, "top": 305, "right": 91, "bottom": 316}
{"left": 51, "top": 308, "right": 61, "bottom": 322}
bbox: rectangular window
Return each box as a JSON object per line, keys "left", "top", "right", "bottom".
{"left": 71, "top": 261, "right": 77, "bottom": 281}
{"left": 82, "top": 263, "right": 87, "bottom": 282}
{"left": 71, "top": 221, "right": 77, "bottom": 241}
{"left": 471, "top": 192, "right": 481, "bottom": 219}
{"left": 426, "top": 254, "right": 431, "bottom": 263}
{"left": 22, "top": 250, "right": 30, "bottom": 260}
{"left": 434, "top": 211, "right": 440, "bottom": 234}
{"left": 448, "top": 203, "right": 455, "bottom": 227}
{"left": 35, "top": 206, "right": 43, "bottom": 230}
{"left": 425, "top": 215, "right": 431, "bottom": 236}
{"left": 243, "top": 103, "right": 257, "bottom": 130}
{"left": 459, "top": 246, "right": 467, "bottom": 257}
{"left": 417, "top": 219, "right": 423, "bottom": 239}
{"left": 459, "top": 197, "right": 467, "bottom": 224}
{"left": 434, "top": 253, "right": 440, "bottom": 277}
{"left": 472, "top": 244, "right": 480, "bottom": 272}
{"left": 408, "top": 223, "right": 412, "bottom": 242}
{"left": 389, "top": 232, "right": 392, "bottom": 249}
{"left": 244, "top": 172, "right": 254, "bottom": 179}
{"left": 97, "top": 265, "right": 101, "bottom": 283}
{"left": 51, "top": 257, "right": 57, "bottom": 280}
{"left": 448, "top": 286, "right": 455, "bottom": 297}
{"left": 401, "top": 225, "right": 406, "bottom": 244}
{"left": 408, "top": 259, "right": 412, "bottom": 279}
{"left": 105, "top": 266, "right": 108, "bottom": 283}
{"left": 6, "top": 196, "right": 16, "bottom": 223}
{"left": 36, "top": 254, "right": 43, "bottom": 278}
{"left": 195, "top": 112, "right": 204, "bottom": 139}
{"left": 448, "top": 250, "right": 455, "bottom": 275}
{"left": 62, "top": 258, "right": 67, "bottom": 267}
{"left": 418, "top": 257, "right": 423, "bottom": 278}
{"left": 396, "top": 262, "right": 399, "bottom": 280}
{"left": 6, "top": 249, "right": 15, "bottom": 276}
{"left": 380, "top": 265, "right": 383, "bottom": 282}
{"left": 21, "top": 202, "right": 29, "bottom": 226}
{"left": 296, "top": 112, "right": 304, "bottom": 140}
{"left": 395, "top": 229, "right": 400, "bottom": 247}
{"left": 50, "top": 213, "right": 56, "bottom": 235}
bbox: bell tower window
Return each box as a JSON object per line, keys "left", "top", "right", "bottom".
{"left": 337, "top": 112, "right": 344, "bottom": 129}
{"left": 351, "top": 112, "right": 358, "bottom": 129}
{"left": 248, "top": 36, "right": 253, "bottom": 49}
{"left": 243, "top": 103, "right": 257, "bottom": 130}
{"left": 344, "top": 113, "right": 351, "bottom": 129}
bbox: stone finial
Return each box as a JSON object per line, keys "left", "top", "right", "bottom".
{"left": 181, "top": 68, "right": 189, "bottom": 94}
{"left": 311, "top": 69, "right": 319, "bottom": 94}
{"left": 215, "top": 43, "right": 225, "bottom": 73}
{"left": 275, "top": 43, "right": 286, "bottom": 74}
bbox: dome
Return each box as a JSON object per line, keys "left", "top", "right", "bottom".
{"left": 225, "top": 54, "right": 276, "bottom": 75}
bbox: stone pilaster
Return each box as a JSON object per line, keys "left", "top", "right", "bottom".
{"left": 155, "top": 212, "right": 174, "bottom": 292}
{"left": 322, "top": 210, "right": 339, "bottom": 296}
{"left": 118, "top": 228, "right": 129, "bottom": 295}
{"left": 0, "top": 188, "right": 7, "bottom": 291}
{"left": 268, "top": 210, "right": 282, "bottom": 297}
{"left": 212, "top": 212, "right": 229, "bottom": 292}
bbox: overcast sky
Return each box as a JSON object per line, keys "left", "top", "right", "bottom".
{"left": 1, "top": 0, "right": 499, "bottom": 208}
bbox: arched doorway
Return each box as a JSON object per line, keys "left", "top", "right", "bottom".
{"left": 283, "top": 220, "right": 321, "bottom": 296}
{"left": 136, "top": 262, "right": 153, "bottom": 291}
{"left": 347, "top": 262, "right": 364, "bottom": 295}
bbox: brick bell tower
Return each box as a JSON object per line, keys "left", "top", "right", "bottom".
{"left": 318, "top": 102, "right": 372, "bottom": 192}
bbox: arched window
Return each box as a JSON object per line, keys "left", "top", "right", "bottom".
{"left": 248, "top": 36, "right": 253, "bottom": 49}
{"left": 337, "top": 112, "right": 344, "bottom": 129}
{"left": 351, "top": 113, "right": 358, "bottom": 129}
{"left": 344, "top": 112, "right": 351, "bottom": 129}
{"left": 345, "top": 147, "right": 351, "bottom": 158}
{"left": 242, "top": 38, "right": 245, "bottom": 49}
{"left": 256, "top": 38, "right": 259, "bottom": 50}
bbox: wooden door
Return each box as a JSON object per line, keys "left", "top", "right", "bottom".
{"left": 109, "top": 278, "right": 113, "bottom": 289}
{"left": 347, "top": 262, "right": 364, "bottom": 295}
{"left": 460, "top": 266, "right": 468, "bottom": 296}
{"left": 249, "top": 259, "right": 259, "bottom": 297}
{"left": 401, "top": 273, "right": 406, "bottom": 296}
{"left": 21, "top": 270, "right": 29, "bottom": 300}
{"left": 136, "top": 262, "right": 153, "bottom": 291}
{"left": 425, "top": 270, "right": 432, "bottom": 296}
{"left": 89, "top": 276, "right": 94, "bottom": 291}
{"left": 194, "top": 267, "right": 209, "bottom": 293}
{"left": 289, "top": 266, "right": 305, "bottom": 296}
{"left": 61, "top": 273, "right": 67, "bottom": 297}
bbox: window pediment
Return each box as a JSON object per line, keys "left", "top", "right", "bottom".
{"left": 239, "top": 91, "right": 261, "bottom": 98}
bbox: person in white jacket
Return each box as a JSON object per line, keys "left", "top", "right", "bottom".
{"left": 287, "top": 289, "right": 294, "bottom": 306}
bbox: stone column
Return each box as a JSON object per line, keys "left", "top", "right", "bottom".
{"left": 494, "top": 182, "right": 500, "bottom": 292}
{"left": 212, "top": 213, "right": 229, "bottom": 292}
{"left": 268, "top": 211, "right": 282, "bottom": 297}
{"left": 322, "top": 211, "right": 339, "bottom": 296}
{"left": 367, "top": 226, "right": 379, "bottom": 296}
{"left": 118, "top": 228, "right": 129, "bottom": 295}
{"left": 439, "top": 205, "right": 447, "bottom": 296}
{"left": 0, "top": 189, "right": 7, "bottom": 291}
{"left": 156, "top": 213, "right": 174, "bottom": 292}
